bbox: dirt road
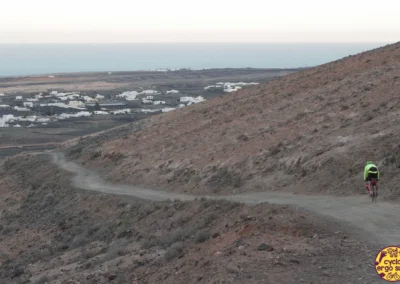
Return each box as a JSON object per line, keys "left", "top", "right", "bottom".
{"left": 52, "top": 152, "right": 400, "bottom": 246}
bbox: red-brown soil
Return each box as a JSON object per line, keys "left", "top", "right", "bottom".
{"left": 0, "top": 154, "right": 376, "bottom": 283}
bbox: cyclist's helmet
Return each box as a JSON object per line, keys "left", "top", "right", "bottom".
{"left": 366, "top": 160, "right": 373, "bottom": 165}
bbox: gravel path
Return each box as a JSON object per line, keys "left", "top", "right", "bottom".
{"left": 53, "top": 151, "right": 400, "bottom": 246}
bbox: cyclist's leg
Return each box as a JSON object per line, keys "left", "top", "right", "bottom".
{"left": 367, "top": 181, "right": 373, "bottom": 196}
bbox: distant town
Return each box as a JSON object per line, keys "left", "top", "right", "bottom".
{"left": 0, "top": 82, "right": 258, "bottom": 128}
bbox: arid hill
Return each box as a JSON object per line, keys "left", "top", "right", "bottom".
{"left": 66, "top": 42, "right": 400, "bottom": 199}
{"left": 0, "top": 154, "right": 374, "bottom": 283}
{"left": 1, "top": 43, "right": 398, "bottom": 283}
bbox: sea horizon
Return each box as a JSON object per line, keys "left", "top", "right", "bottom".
{"left": 0, "top": 42, "right": 388, "bottom": 77}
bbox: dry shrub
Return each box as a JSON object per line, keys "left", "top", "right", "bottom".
{"left": 164, "top": 243, "right": 183, "bottom": 261}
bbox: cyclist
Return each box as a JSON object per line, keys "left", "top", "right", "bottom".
{"left": 364, "top": 161, "right": 380, "bottom": 196}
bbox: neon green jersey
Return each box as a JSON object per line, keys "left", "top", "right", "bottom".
{"left": 364, "top": 163, "right": 380, "bottom": 181}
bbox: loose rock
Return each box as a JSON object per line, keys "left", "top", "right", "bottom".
{"left": 258, "top": 243, "right": 274, "bottom": 251}
{"left": 226, "top": 264, "right": 241, "bottom": 274}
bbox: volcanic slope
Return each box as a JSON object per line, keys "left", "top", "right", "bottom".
{"left": 66, "top": 42, "right": 400, "bottom": 198}
{"left": 0, "top": 153, "right": 375, "bottom": 284}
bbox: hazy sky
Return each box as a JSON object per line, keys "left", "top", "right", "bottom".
{"left": 1, "top": 0, "right": 399, "bottom": 43}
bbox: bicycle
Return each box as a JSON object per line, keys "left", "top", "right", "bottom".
{"left": 367, "top": 179, "right": 378, "bottom": 203}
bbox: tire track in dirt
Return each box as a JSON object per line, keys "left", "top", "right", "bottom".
{"left": 52, "top": 152, "right": 400, "bottom": 246}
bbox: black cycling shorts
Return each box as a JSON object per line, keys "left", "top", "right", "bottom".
{"left": 366, "top": 173, "right": 378, "bottom": 181}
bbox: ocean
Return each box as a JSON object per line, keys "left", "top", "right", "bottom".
{"left": 0, "top": 43, "right": 386, "bottom": 77}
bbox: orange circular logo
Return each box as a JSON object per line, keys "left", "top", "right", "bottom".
{"left": 375, "top": 246, "right": 400, "bottom": 282}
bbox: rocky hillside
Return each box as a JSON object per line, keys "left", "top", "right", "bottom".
{"left": 66, "top": 42, "right": 400, "bottom": 198}
{"left": 0, "top": 154, "right": 375, "bottom": 283}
